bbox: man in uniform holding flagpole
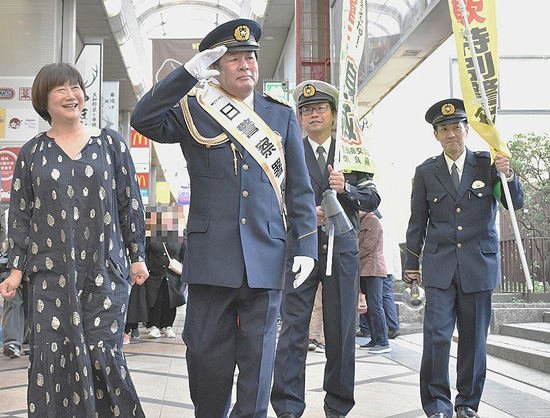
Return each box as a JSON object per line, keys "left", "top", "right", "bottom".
{"left": 131, "top": 18, "right": 317, "bottom": 418}
{"left": 404, "top": 98, "right": 523, "bottom": 418}
{"left": 271, "top": 80, "right": 380, "bottom": 418}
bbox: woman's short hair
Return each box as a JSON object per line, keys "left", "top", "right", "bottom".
{"left": 32, "top": 63, "right": 86, "bottom": 125}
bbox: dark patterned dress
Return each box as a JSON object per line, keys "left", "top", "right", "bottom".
{"left": 8, "top": 129, "right": 146, "bottom": 417}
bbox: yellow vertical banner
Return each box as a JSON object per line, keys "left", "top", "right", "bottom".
{"left": 336, "top": 0, "right": 375, "bottom": 174}
{"left": 448, "top": 0, "right": 509, "bottom": 157}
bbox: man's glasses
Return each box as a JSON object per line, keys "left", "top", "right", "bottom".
{"left": 300, "top": 104, "right": 330, "bottom": 116}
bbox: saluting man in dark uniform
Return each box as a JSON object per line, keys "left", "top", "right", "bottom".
{"left": 404, "top": 99, "right": 523, "bottom": 418}
{"left": 271, "top": 80, "right": 381, "bottom": 418}
{"left": 131, "top": 19, "right": 317, "bottom": 418}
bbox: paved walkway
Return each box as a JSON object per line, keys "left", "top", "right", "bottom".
{"left": 1, "top": 306, "right": 549, "bottom": 417}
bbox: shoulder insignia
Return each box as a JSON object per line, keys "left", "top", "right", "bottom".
{"left": 419, "top": 156, "right": 438, "bottom": 167}
{"left": 474, "top": 151, "right": 490, "bottom": 159}
{"left": 263, "top": 92, "right": 291, "bottom": 107}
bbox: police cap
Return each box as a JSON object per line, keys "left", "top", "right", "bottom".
{"left": 199, "top": 18, "right": 261, "bottom": 52}
{"left": 425, "top": 98, "right": 468, "bottom": 128}
{"left": 293, "top": 80, "right": 339, "bottom": 109}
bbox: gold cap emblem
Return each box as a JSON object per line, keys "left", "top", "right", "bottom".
{"left": 303, "top": 84, "right": 316, "bottom": 98}
{"left": 234, "top": 25, "right": 250, "bottom": 42}
{"left": 441, "top": 103, "right": 456, "bottom": 115}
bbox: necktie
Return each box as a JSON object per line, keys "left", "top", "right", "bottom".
{"left": 451, "top": 163, "right": 460, "bottom": 191}
{"left": 316, "top": 146, "right": 326, "bottom": 173}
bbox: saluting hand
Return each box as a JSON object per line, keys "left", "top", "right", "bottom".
{"left": 184, "top": 46, "right": 227, "bottom": 80}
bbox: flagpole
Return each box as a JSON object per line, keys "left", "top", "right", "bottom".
{"left": 457, "top": 0, "right": 533, "bottom": 291}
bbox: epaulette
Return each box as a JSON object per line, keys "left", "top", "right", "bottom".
{"left": 474, "top": 151, "right": 490, "bottom": 159}
{"left": 263, "top": 92, "right": 291, "bottom": 107}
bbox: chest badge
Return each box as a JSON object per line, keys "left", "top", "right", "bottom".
{"left": 472, "top": 180, "right": 485, "bottom": 189}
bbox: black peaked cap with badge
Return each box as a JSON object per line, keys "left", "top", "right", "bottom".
{"left": 199, "top": 18, "right": 261, "bottom": 52}
{"left": 293, "top": 80, "right": 339, "bottom": 109}
{"left": 425, "top": 98, "right": 468, "bottom": 129}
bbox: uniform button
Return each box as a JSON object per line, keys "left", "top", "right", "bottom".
{"left": 322, "top": 244, "right": 328, "bottom": 250}
{"left": 456, "top": 207, "right": 461, "bottom": 213}
{"left": 433, "top": 198, "right": 438, "bottom": 203}
{"left": 243, "top": 164, "right": 249, "bottom": 170}
{"left": 457, "top": 243, "right": 462, "bottom": 248}
{"left": 241, "top": 218, "right": 246, "bottom": 225}
{"left": 242, "top": 191, "right": 248, "bottom": 197}
{"left": 478, "top": 192, "right": 482, "bottom": 197}
{"left": 457, "top": 225, "right": 463, "bottom": 231}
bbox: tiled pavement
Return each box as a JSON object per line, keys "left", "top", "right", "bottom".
{"left": 1, "top": 306, "right": 550, "bottom": 417}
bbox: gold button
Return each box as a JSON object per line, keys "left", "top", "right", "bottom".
{"left": 242, "top": 191, "right": 248, "bottom": 197}
{"left": 456, "top": 207, "right": 461, "bottom": 213}
{"left": 241, "top": 218, "right": 246, "bottom": 225}
{"left": 243, "top": 164, "right": 249, "bottom": 170}
{"left": 457, "top": 243, "right": 462, "bottom": 248}
{"left": 457, "top": 226, "right": 463, "bottom": 231}
{"left": 322, "top": 244, "right": 328, "bottom": 250}
{"left": 433, "top": 198, "right": 438, "bottom": 203}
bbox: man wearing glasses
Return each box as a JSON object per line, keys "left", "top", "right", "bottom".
{"left": 271, "top": 80, "right": 380, "bottom": 418}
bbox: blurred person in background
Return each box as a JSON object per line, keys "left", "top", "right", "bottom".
{"left": 144, "top": 205, "right": 186, "bottom": 339}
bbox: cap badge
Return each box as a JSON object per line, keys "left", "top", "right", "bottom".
{"left": 303, "top": 84, "right": 316, "bottom": 98}
{"left": 234, "top": 25, "right": 250, "bottom": 42}
{"left": 441, "top": 103, "right": 456, "bottom": 116}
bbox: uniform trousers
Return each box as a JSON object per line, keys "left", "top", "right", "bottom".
{"left": 420, "top": 270, "right": 492, "bottom": 417}
{"left": 271, "top": 251, "right": 358, "bottom": 416}
{"left": 183, "top": 279, "right": 281, "bottom": 418}
{"left": 308, "top": 283, "right": 324, "bottom": 344}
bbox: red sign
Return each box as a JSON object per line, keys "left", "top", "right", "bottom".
{"left": 131, "top": 130, "right": 150, "bottom": 147}
{"left": 136, "top": 173, "right": 149, "bottom": 188}
{"left": 0, "top": 147, "right": 20, "bottom": 201}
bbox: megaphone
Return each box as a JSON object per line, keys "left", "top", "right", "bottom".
{"left": 402, "top": 280, "right": 426, "bottom": 310}
{"left": 321, "top": 189, "right": 353, "bottom": 276}
{"left": 321, "top": 189, "right": 353, "bottom": 236}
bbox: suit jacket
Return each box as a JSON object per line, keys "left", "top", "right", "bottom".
{"left": 131, "top": 66, "right": 317, "bottom": 290}
{"left": 302, "top": 137, "right": 381, "bottom": 255}
{"left": 358, "top": 212, "right": 386, "bottom": 277}
{"left": 405, "top": 148, "right": 523, "bottom": 293}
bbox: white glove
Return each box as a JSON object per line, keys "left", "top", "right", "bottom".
{"left": 292, "top": 256, "right": 315, "bottom": 289}
{"left": 184, "top": 46, "right": 227, "bottom": 80}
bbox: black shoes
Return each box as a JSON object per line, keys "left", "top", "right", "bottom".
{"left": 388, "top": 329, "right": 400, "bottom": 339}
{"left": 277, "top": 413, "right": 297, "bottom": 418}
{"left": 3, "top": 343, "right": 21, "bottom": 358}
{"left": 324, "top": 403, "right": 345, "bottom": 418}
{"left": 456, "top": 406, "right": 480, "bottom": 418}
{"left": 428, "top": 414, "right": 448, "bottom": 418}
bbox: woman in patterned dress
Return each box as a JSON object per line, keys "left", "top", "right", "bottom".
{"left": 0, "top": 63, "right": 149, "bottom": 417}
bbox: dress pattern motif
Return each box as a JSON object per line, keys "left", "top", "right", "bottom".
{"left": 8, "top": 129, "right": 146, "bottom": 417}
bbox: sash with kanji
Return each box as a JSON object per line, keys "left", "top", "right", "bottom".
{"left": 196, "top": 82, "right": 287, "bottom": 215}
